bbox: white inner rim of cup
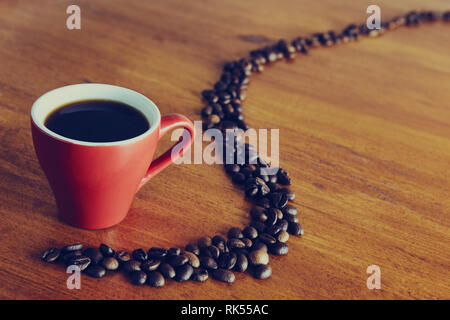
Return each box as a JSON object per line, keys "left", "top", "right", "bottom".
{"left": 31, "top": 83, "right": 161, "bottom": 146}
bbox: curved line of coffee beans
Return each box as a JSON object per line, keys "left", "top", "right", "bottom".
{"left": 41, "top": 11, "right": 450, "bottom": 288}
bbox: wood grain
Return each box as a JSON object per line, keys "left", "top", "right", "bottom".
{"left": 0, "top": 0, "right": 449, "bottom": 299}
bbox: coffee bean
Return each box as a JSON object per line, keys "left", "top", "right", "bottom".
{"left": 201, "top": 105, "right": 213, "bottom": 117}
{"left": 227, "top": 227, "right": 244, "bottom": 239}
{"left": 232, "top": 172, "right": 246, "bottom": 184}
{"left": 212, "top": 269, "right": 235, "bottom": 283}
{"left": 243, "top": 226, "right": 258, "bottom": 239}
{"left": 277, "top": 230, "right": 290, "bottom": 243}
{"left": 241, "top": 238, "right": 253, "bottom": 249}
{"left": 276, "top": 219, "right": 289, "bottom": 231}
{"left": 62, "top": 250, "right": 82, "bottom": 264}
{"left": 184, "top": 251, "right": 200, "bottom": 268}
{"left": 259, "top": 233, "right": 277, "bottom": 245}
{"left": 284, "top": 213, "right": 299, "bottom": 223}
{"left": 67, "top": 255, "right": 91, "bottom": 271}
{"left": 185, "top": 243, "right": 200, "bottom": 256}
{"left": 227, "top": 238, "right": 246, "bottom": 250}
{"left": 266, "top": 224, "right": 282, "bottom": 237}
{"left": 252, "top": 240, "right": 268, "bottom": 252}
{"left": 158, "top": 263, "right": 176, "bottom": 279}
{"left": 253, "top": 197, "right": 271, "bottom": 208}
{"left": 167, "top": 247, "right": 181, "bottom": 256}
{"left": 280, "top": 188, "right": 295, "bottom": 200}
{"left": 218, "top": 252, "right": 237, "bottom": 270}
{"left": 146, "top": 271, "right": 165, "bottom": 287}
{"left": 198, "top": 236, "right": 212, "bottom": 248}
{"left": 61, "top": 243, "right": 83, "bottom": 253}
{"left": 234, "top": 253, "right": 248, "bottom": 272}
{"left": 277, "top": 169, "right": 291, "bottom": 185}
{"left": 41, "top": 248, "right": 60, "bottom": 263}
{"left": 212, "top": 235, "right": 226, "bottom": 252}
{"left": 270, "top": 242, "right": 289, "bottom": 255}
{"left": 288, "top": 222, "right": 304, "bottom": 236}
{"left": 102, "top": 257, "right": 119, "bottom": 271}
{"left": 269, "top": 192, "right": 288, "bottom": 209}
{"left": 115, "top": 250, "right": 131, "bottom": 264}
{"left": 141, "top": 259, "right": 161, "bottom": 272}
{"left": 248, "top": 250, "right": 269, "bottom": 265}
{"left": 123, "top": 260, "right": 142, "bottom": 273}
{"left": 199, "top": 256, "right": 218, "bottom": 270}
{"left": 251, "top": 221, "right": 267, "bottom": 234}
{"left": 283, "top": 205, "right": 298, "bottom": 216}
{"left": 225, "top": 164, "right": 240, "bottom": 174}
{"left": 250, "top": 205, "right": 267, "bottom": 222}
{"left": 148, "top": 247, "right": 167, "bottom": 260}
{"left": 85, "top": 265, "right": 106, "bottom": 278}
{"left": 130, "top": 270, "right": 147, "bottom": 285}
{"left": 175, "top": 264, "right": 194, "bottom": 282}
{"left": 168, "top": 254, "right": 189, "bottom": 267}
{"left": 99, "top": 244, "right": 115, "bottom": 257}
{"left": 265, "top": 208, "right": 278, "bottom": 226}
{"left": 83, "top": 248, "right": 103, "bottom": 265}
{"left": 191, "top": 268, "right": 209, "bottom": 282}
{"left": 207, "top": 245, "right": 221, "bottom": 259}
{"left": 253, "top": 264, "right": 272, "bottom": 280}
{"left": 132, "top": 248, "right": 148, "bottom": 262}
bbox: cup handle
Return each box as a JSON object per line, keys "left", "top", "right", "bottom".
{"left": 137, "top": 114, "right": 194, "bottom": 192}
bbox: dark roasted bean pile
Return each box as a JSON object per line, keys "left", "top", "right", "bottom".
{"left": 40, "top": 11, "right": 449, "bottom": 288}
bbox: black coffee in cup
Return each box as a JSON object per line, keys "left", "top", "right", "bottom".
{"left": 45, "top": 100, "right": 150, "bottom": 142}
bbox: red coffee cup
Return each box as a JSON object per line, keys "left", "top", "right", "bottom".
{"left": 31, "top": 84, "right": 194, "bottom": 229}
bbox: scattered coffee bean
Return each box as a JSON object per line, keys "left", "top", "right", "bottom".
{"left": 168, "top": 254, "right": 189, "bottom": 267}
{"left": 148, "top": 247, "right": 167, "bottom": 260}
{"left": 83, "top": 248, "right": 103, "bottom": 265}
{"left": 41, "top": 248, "right": 60, "bottom": 263}
{"left": 102, "top": 257, "right": 119, "bottom": 271}
{"left": 198, "top": 236, "right": 212, "bottom": 248}
{"left": 175, "top": 264, "right": 194, "bottom": 282}
{"left": 141, "top": 259, "right": 161, "bottom": 272}
{"left": 277, "top": 230, "right": 290, "bottom": 243}
{"left": 234, "top": 254, "right": 248, "bottom": 272}
{"left": 115, "top": 250, "right": 131, "bottom": 264}
{"left": 158, "top": 263, "right": 176, "bottom": 279}
{"left": 269, "top": 242, "right": 289, "bottom": 255}
{"left": 130, "top": 270, "right": 147, "bottom": 285}
{"left": 283, "top": 205, "right": 298, "bottom": 216}
{"left": 66, "top": 255, "right": 91, "bottom": 271}
{"left": 243, "top": 226, "right": 258, "bottom": 239}
{"left": 62, "top": 250, "right": 82, "bottom": 264}
{"left": 259, "top": 233, "right": 277, "bottom": 245}
{"left": 85, "top": 265, "right": 106, "bottom": 278}
{"left": 123, "top": 260, "right": 141, "bottom": 273}
{"left": 252, "top": 240, "right": 268, "bottom": 252}
{"left": 199, "top": 256, "right": 218, "bottom": 270}
{"left": 61, "top": 243, "right": 83, "bottom": 253}
{"left": 253, "top": 264, "right": 272, "bottom": 280}
{"left": 227, "top": 238, "right": 246, "bottom": 250}
{"left": 167, "top": 247, "right": 181, "bottom": 256}
{"left": 184, "top": 251, "right": 200, "bottom": 268}
{"left": 218, "top": 252, "right": 237, "bottom": 270}
{"left": 207, "top": 245, "right": 221, "bottom": 260}
{"left": 99, "top": 244, "right": 115, "bottom": 257}
{"left": 185, "top": 243, "right": 200, "bottom": 256}
{"left": 248, "top": 249, "right": 269, "bottom": 265}
{"left": 288, "top": 222, "right": 304, "bottom": 236}
{"left": 212, "top": 269, "right": 236, "bottom": 283}
{"left": 191, "top": 268, "right": 209, "bottom": 282}
{"left": 241, "top": 238, "right": 253, "bottom": 249}
{"left": 132, "top": 248, "right": 148, "bottom": 262}
{"left": 228, "top": 227, "right": 244, "bottom": 239}
{"left": 146, "top": 271, "right": 165, "bottom": 287}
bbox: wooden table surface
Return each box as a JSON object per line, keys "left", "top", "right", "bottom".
{"left": 0, "top": 0, "right": 449, "bottom": 300}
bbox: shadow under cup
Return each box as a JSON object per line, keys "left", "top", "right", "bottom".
{"left": 31, "top": 83, "right": 194, "bottom": 229}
